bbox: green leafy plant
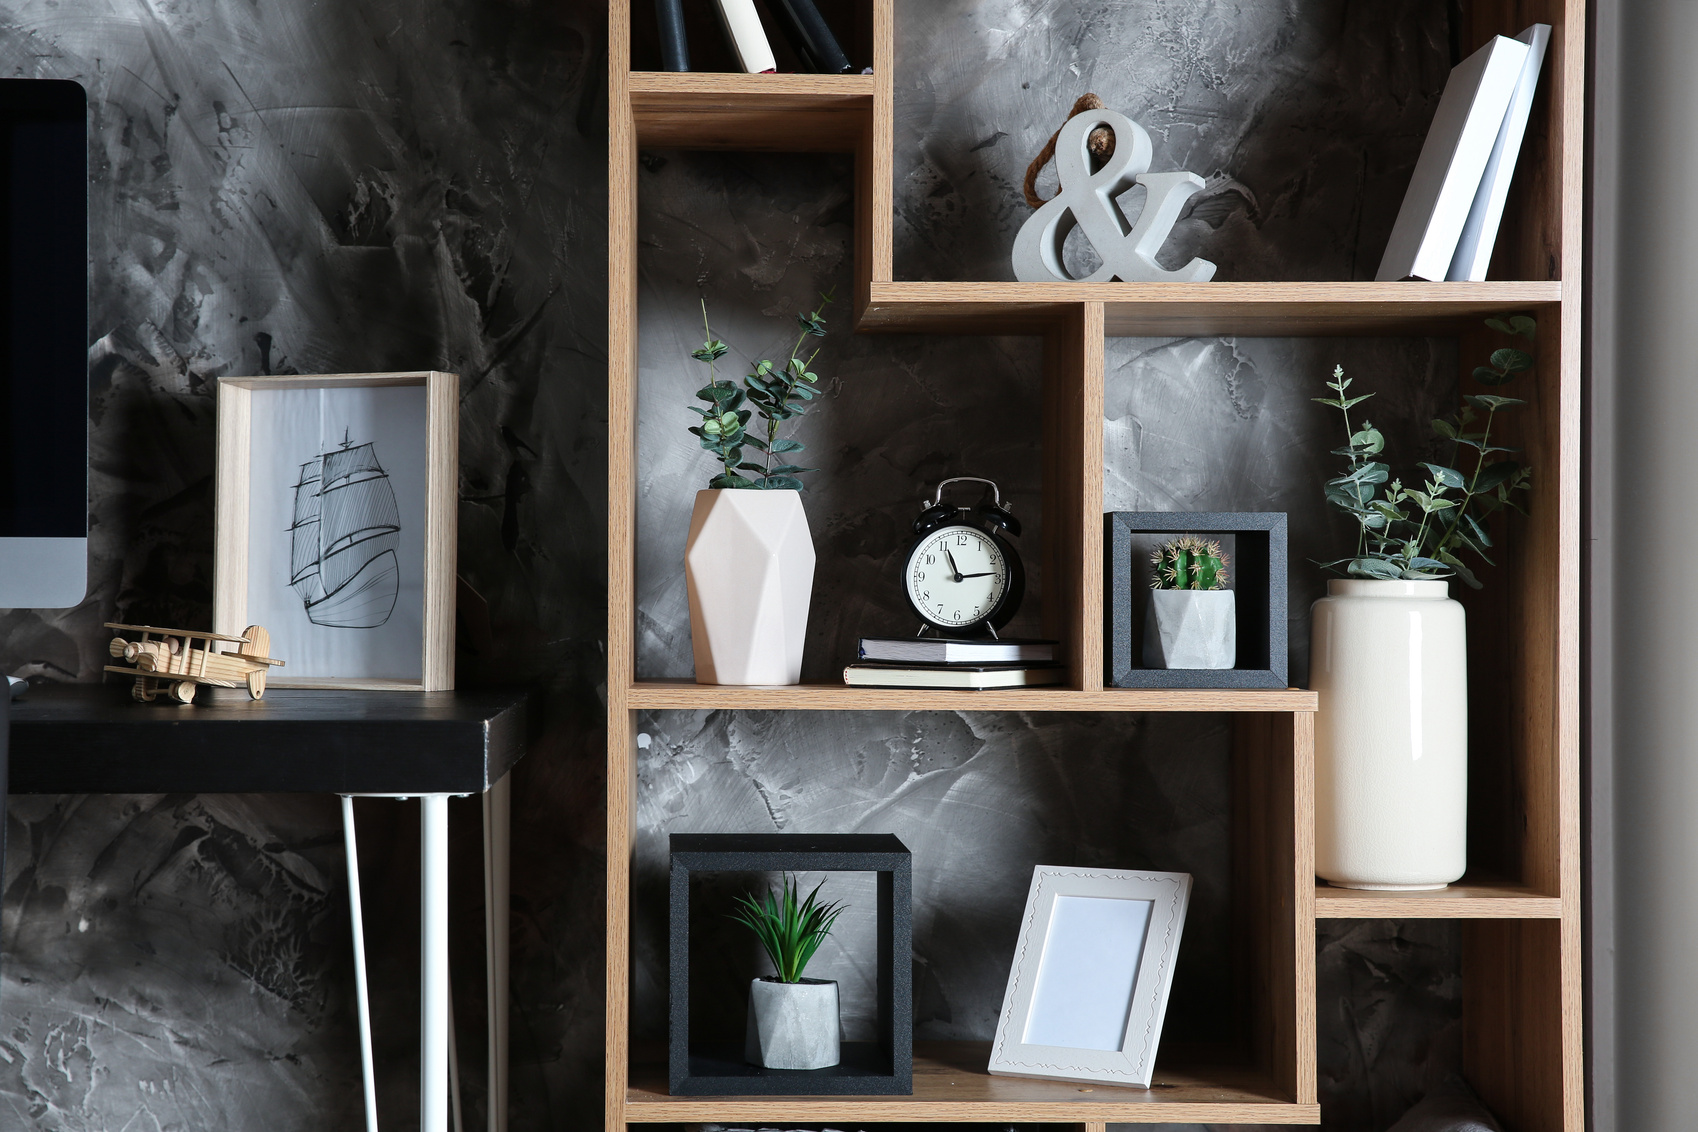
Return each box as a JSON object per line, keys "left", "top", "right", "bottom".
{"left": 728, "top": 874, "right": 846, "bottom": 983}
{"left": 1150, "top": 536, "right": 1230, "bottom": 590}
{"left": 687, "top": 292, "right": 835, "bottom": 491}
{"left": 1316, "top": 315, "right": 1535, "bottom": 588}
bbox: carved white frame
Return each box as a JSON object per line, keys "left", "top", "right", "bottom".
{"left": 987, "top": 865, "right": 1191, "bottom": 1089}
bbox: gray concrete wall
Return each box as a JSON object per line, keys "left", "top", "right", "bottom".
{"left": 0, "top": 1, "right": 1479, "bottom": 1129}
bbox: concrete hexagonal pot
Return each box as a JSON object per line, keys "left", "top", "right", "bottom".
{"left": 744, "top": 977, "right": 840, "bottom": 1070}
{"left": 1142, "top": 589, "right": 1236, "bottom": 669}
{"left": 685, "top": 489, "right": 815, "bottom": 685}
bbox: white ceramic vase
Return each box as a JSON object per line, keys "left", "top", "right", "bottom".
{"left": 685, "top": 489, "right": 815, "bottom": 686}
{"left": 1143, "top": 589, "right": 1236, "bottom": 669}
{"left": 744, "top": 977, "right": 840, "bottom": 1069}
{"left": 1311, "top": 579, "right": 1467, "bottom": 890}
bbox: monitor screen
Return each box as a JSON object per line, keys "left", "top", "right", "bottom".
{"left": 0, "top": 78, "right": 87, "bottom": 609}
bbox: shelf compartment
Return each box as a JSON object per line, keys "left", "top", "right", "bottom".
{"left": 1315, "top": 878, "right": 1562, "bottom": 919}
{"left": 624, "top": 1040, "right": 1320, "bottom": 1123}
{"left": 856, "top": 281, "right": 1564, "bottom": 336}
{"left": 628, "top": 72, "right": 874, "bottom": 151}
{"left": 628, "top": 680, "right": 1317, "bottom": 713}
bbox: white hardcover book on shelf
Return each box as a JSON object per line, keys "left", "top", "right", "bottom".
{"left": 1376, "top": 34, "right": 1530, "bottom": 282}
{"left": 1447, "top": 24, "right": 1551, "bottom": 281}
{"left": 714, "top": 0, "right": 777, "bottom": 74}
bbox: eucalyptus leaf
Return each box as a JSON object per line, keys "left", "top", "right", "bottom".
{"left": 1490, "top": 347, "right": 1534, "bottom": 373}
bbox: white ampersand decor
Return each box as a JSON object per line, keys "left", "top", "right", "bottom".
{"left": 1012, "top": 108, "right": 1216, "bottom": 284}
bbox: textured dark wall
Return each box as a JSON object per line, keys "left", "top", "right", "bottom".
{"left": 0, "top": 1, "right": 1467, "bottom": 1130}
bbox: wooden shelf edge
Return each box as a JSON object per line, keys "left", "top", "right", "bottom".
{"left": 626, "top": 1043, "right": 1319, "bottom": 1124}
{"left": 621, "top": 1098, "right": 1323, "bottom": 1124}
{"left": 626, "top": 680, "right": 1318, "bottom": 713}
{"left": 1314, "top": 879, "right": 1562, "bottom": 919}
{"left": 857, "top": 280, "right": 1565, "bottom": 336}
{"left": 629, "top": 71, "right": 877, "bottom": 97}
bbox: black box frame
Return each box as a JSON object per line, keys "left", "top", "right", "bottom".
{"left": 1104, "top": 511, "right": 1288, "bottom": 689}
{"left": 668, "top": 833, "right": 913, "bottom": 1096}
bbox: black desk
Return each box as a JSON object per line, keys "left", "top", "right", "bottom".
{"left": 8, "top": 684, "right": 529, "bottom": 794}
{"left": 3, "top": 683, "right": 532, "bottom": 1132}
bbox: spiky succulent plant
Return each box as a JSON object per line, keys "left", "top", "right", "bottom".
{"left": 1151, "top": 536, "right": 1230, "bottom": 590}
{"left": 729, "top": 875, "right": 846, "bottom": 984}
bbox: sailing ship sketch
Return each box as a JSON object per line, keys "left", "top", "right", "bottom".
{"left": 288, "top": 430, "right": 402, "bottom": 629}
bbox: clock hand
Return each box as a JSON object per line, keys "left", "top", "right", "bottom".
{"left": 957, "top": 571, "right": 999, "bottom": 578}
{"left": 943, "top": 548, "right": 964, "bottom": 582}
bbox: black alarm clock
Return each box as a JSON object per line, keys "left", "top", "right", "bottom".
{"left": 902, "top": 477, "right": 1025, "bottom": 637}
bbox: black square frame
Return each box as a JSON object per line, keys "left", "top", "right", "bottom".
{"left": 668, "top": 833, "right": 913, "bottom": 1096}
{"left": 1104, "top": 511, "right": 1288, "bottom": 689}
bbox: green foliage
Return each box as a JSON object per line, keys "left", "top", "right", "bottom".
{"left": 687, "top": 293, "right": 836, "bottom": 490}
{"left": 1315, "top": 316, "right": 1535, "bottom": 588}
{"left": 728, "top": 874, "right": 847, "bottom": 984}
{"left": 1150, "top": 536, "right": 1230, "bottom": 590}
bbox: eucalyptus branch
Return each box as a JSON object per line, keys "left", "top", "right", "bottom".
{"left": 684, "top": 290, "right": 837, "bottom": 491}
{"left": 1315, "top": 315, "right": 1535, "bottom": 588}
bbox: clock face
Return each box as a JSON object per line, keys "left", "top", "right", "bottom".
{"left": 905, "top": 524, "right": 1010, "bottom": 629}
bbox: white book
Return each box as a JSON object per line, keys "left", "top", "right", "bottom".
{"left": 1376, "top": 35, "right": 1530, "bottom": 282}
{"left": 857, "top": 637, "right": 1056, "bottom": 664}
{"left": 714, "top": 0, "right": 777, "bottom": 74}
{"left": 1447, "top": 24, "right": 1551, "bottom": 281}
{"left": 842, "top": 664, "right": 1067, "bottom": 690}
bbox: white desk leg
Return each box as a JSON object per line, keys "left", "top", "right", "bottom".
{"left": 482, "top": 774, "right": 511, "bottom": 1132}
{"left": 342, "top": 796, "right": 380, "bottom": 1132}
{"left": 421, "top": 794, "right": 450, "bottom": 1132}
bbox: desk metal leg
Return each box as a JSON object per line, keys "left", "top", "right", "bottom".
{"left": 342, "top": 796, "right": 380, "bottom": 1132}
{"left": 421, "top": 794, "right": 450, "bottom": 1132}
{"left": 482, "top": 774, "right": 511, "bottom": 1132}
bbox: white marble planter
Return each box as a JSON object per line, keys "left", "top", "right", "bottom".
{"left": 744, "top": 977, "right": 840, "bottom": 1070}
{"left": 1142, "top": 589, "right": 1236, "bottom": 669}
{"left": 685, "top": 489, "right": 815, "bottom": 685}
{"left": 1311, "top": 579, "right": 1468, "bottom": 890}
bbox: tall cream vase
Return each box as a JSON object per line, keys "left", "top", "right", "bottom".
{"left": 685, "top": 489, "right": 815, "bottom": 685}
{"left": 1310, "top": 579, "right": 1467, "bottom": 890}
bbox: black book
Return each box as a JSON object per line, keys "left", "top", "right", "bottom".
{"left": 656, "top": 0, "right": 689, "bottom": 72}
{"left": 764, "top": 0, "right": 852, "bottom": 74}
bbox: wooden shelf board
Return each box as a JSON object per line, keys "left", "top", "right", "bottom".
{"left": 624, "top": 1041, "right": 1320, "bottom": 1124}
{"left": 628, "top": 71, "right": 874, "bottom": 151}
{"left": 628, "top": 679, "right": 1317, "bottom": 713}
{"left": 856, "top": 280, "right": 1565, "bottom": 336}
{"left": 1314, "top": 879, "right": 1561, "bottom": 919}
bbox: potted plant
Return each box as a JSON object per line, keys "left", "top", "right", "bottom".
{"left": 683, "top": 295, "right": 834, "bottom": 685}
{"left": 1310, "top": 315, "right": 1534, "bottom": 890}
{"left": 1142, "top": 536, "right": 1234, "bottom": 669}
{"left": 730, "top": 875, "right": 846, "bottom": 1071}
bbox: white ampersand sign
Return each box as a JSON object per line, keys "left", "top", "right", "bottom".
{"left": 1012, "top": 108, "right": 1216, "bottom": 284}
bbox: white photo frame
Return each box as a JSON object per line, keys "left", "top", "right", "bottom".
{"left": 214, "top": 372, "right": 458, "bottom": 691}
{"left": 987, "top": 865, "right": 1192, "bottom": 1088}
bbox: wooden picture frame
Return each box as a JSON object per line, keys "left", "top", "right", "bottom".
{"left": 987, "top": 865, "right": 1191, "bottom": 1089}
{"left": 214, "top": 372, "right": 457, "bottom": 691}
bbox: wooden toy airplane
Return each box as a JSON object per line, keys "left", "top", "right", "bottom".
{"left": 104, "top": 623, "right": 284, "bottom": 703}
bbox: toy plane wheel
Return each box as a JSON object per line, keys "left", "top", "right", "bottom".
{"left": 170, "top": 681, "right": 197, "bottom": 704}
{"left": 132, "top": 678, "right": 155, "bottom": 702}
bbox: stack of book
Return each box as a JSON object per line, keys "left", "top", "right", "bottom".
{"left": 656, "top": 0, "right": 853, "bottom": 76}
{"left": 1376, "top": 24, "right": 1550, "bottom": 282}
{"left": 843, "top": 637, "right": 1064, "bottom": 690}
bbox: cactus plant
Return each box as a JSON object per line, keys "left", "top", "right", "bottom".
{"left": 1150, "top": 536, "right": 1230, "bottom": 591}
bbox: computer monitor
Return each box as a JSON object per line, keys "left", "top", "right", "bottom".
{"left": 0, "top": 79, "right": 87, "bottom": 609}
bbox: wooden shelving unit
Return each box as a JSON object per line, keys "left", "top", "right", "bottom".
{"left": 607, "top": 1, "right": 1583, "bottom": 1128}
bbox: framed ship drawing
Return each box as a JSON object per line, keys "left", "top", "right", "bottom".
{"left": 214, "top": 372, "right": 458, "bottom": 690}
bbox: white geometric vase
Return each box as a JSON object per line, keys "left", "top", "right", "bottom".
{"left": 1310, "top": 579, "right": 1468, "bottom": 890}
{"left": 685, "top": 489, "right": 815, "bottom": 686}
